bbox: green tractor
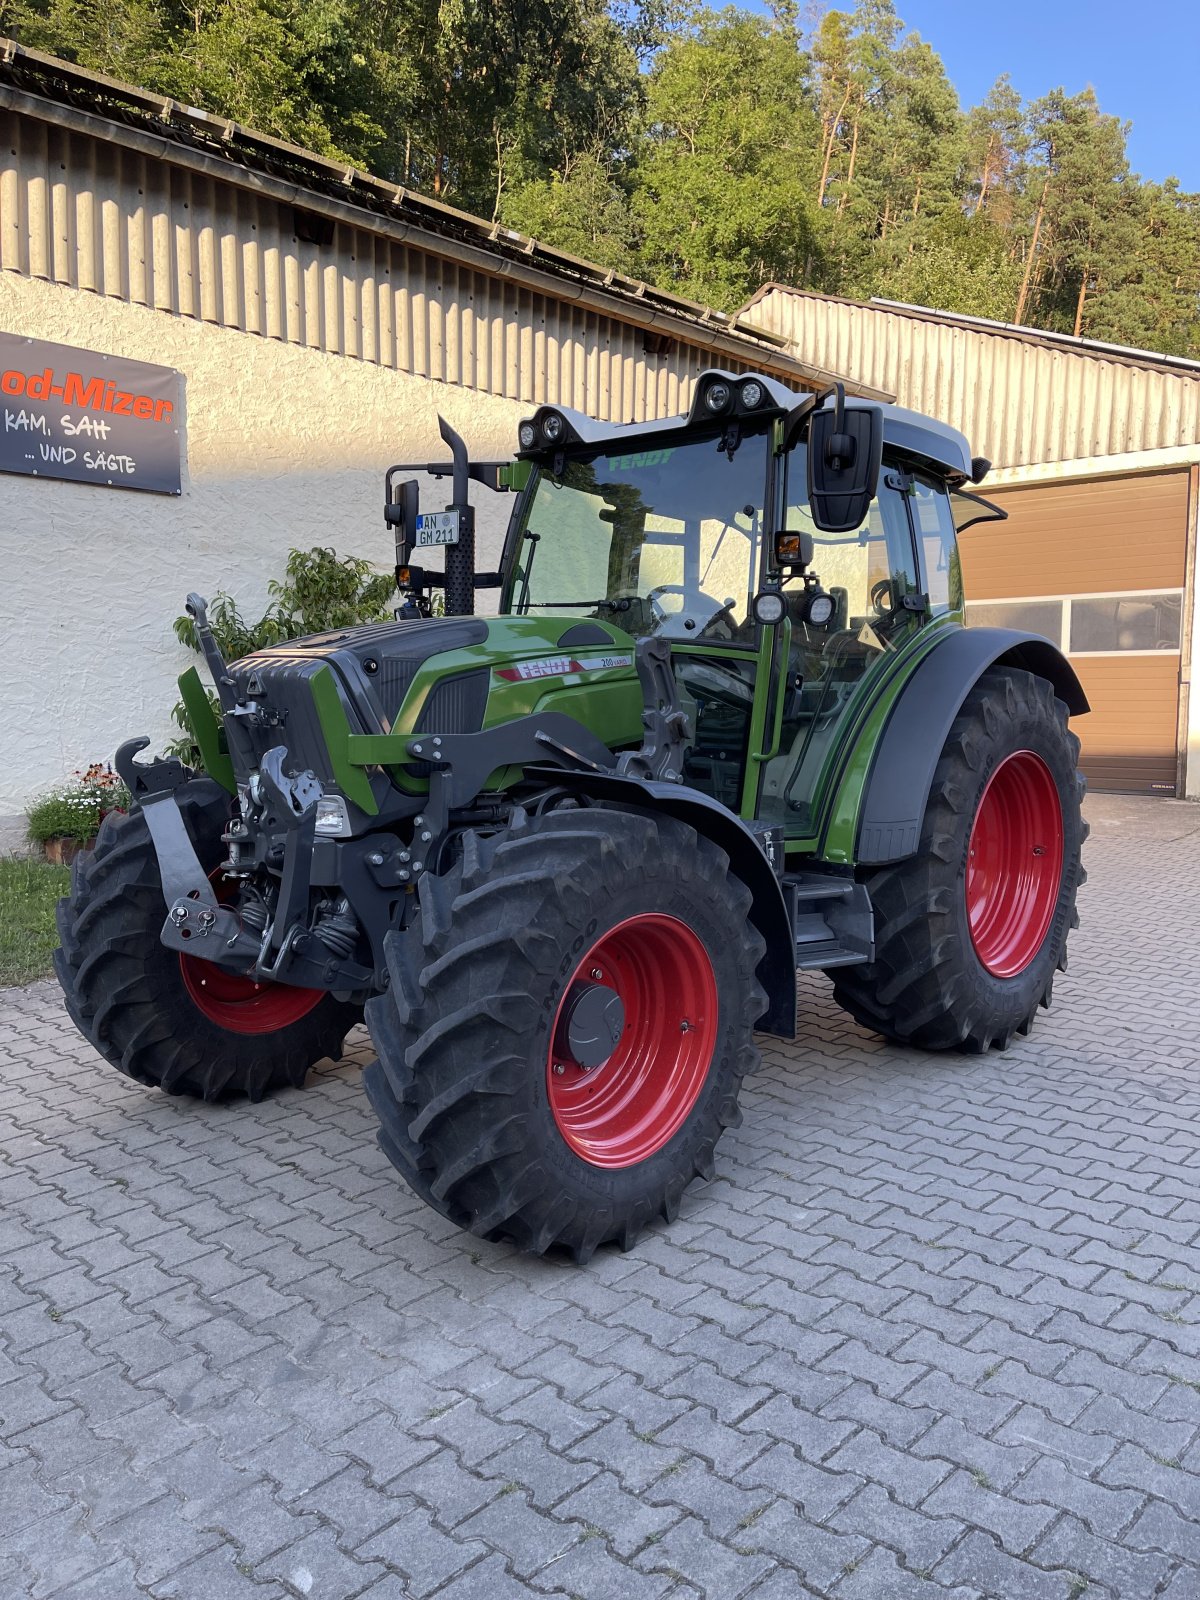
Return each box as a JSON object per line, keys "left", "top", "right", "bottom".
{"left": 55, "top": 372, "right": 1087, "bottom": 1260}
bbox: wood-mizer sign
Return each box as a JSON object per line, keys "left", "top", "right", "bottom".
{"left": 0, "top": 333, "right": 182, "bottom": 495}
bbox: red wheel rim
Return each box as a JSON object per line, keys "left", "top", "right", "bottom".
{"left": 178, "top": 873, "right": 324, "bottom": 1036}
{"left": 966, "top": 751, "right": 1064, "bottom": 979}
{"left": 547, "top": 913, "right": 718, "bottom": 1169}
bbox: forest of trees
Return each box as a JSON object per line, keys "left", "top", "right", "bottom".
{"left": 6, "top": 0, "right": 1199, "bottom": 355}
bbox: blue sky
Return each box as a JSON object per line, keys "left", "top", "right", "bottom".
{"left": 811, "top": 0, "right": 1200, "bottom": 190}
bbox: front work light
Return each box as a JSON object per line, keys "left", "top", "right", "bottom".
{"left": 704, "top": 381, "right": 733, "bottom": 414}
{"left": 752, "top": 589, "right": 785, "bottom": 626}
{"left": 518, "top": 421, "right": 538, "bottom": 450}
{"left": 806, "top": 592, "right": 835, "bottom": 628}
{"left": 739, "top": 380, "right": 765, "bottom": 409}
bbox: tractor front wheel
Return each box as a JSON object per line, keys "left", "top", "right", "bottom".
{"left": 831, "top": 666, "right": 1086, "bottom": 1052}
{"left": 55, "top": 778, "right": 360, "bottom": 1100}
{"left": 363, "top": 807, "right": 766, "bottom": 1260}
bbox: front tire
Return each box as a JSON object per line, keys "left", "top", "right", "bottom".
{"left": 363, "top": 806, "right": 766, "bottom": 1260}
{"left": 54, "top": 779, "right": 360, "bottom": 1100}
{"left": 831, "top": 667, "right": 1086, "bottom": 1052}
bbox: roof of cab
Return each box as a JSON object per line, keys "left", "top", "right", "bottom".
{"left": 522, "top": 370, "right": 976, "bottom": 481}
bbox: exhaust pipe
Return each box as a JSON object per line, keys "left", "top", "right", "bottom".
{"left": 438, "top": 416, "right": 476, "bottom": 617}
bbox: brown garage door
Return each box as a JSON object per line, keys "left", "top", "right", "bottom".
{"left": 960, "top": 469, "right": 1190, "bottom": 795}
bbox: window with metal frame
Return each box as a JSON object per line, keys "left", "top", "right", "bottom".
{"left": 965, "top": 590, "right": 1184, "bottom": 656}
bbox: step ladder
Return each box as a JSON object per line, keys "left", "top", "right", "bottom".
{"left": 784, "top": 872, "right": 874, "bottom": 971}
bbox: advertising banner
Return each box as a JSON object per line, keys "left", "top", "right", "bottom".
{"left": 0, "top": 333, "right": 182, "bottom": 495}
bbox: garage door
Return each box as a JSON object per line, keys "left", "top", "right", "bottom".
{"left": 959, "top": 469, "right": 1190, "bottom": 795}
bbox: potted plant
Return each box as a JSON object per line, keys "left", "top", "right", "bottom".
{"left": 26, "top": 765, "right": 130, "bottom": 865}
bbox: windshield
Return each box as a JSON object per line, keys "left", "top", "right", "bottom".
{"left": 508, "top": 432, "right": 768, "bottom": 643}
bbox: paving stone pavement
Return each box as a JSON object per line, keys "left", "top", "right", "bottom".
{"left": 3, "top": 792, "right": 1200, "bottom": 1599}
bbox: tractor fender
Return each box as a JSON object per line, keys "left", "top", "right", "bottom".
{"left": 853, "top": 625, "right": 1089, "bottom": 865}
{"left": 526, "top": 766, "right": 797, "bottom": 1039}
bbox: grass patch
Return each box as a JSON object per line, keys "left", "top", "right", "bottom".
{"left": 0, "top": 855, "right": 69, "bottom": 987}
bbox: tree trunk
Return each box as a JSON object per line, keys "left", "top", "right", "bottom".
{"left": 1014, "top": 177, "right": 1049, "bottom": 325}
{"left": 976, "top": 147, "right": 993, "bottom": 215}
{"left": 837, "top": 101, "right": 861, "bottom": 214}
{"left": 817, "top": 81, "right": 852, "bottom": 206}
{"left": 1073, "top": 266, "right": 1089, "bottom": 337}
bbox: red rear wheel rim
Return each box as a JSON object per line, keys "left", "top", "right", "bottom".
{"left": 547, "top": 913, "right": 718, "bottom": 1169}
{"left": 178, "top": 872, "right": 324, "bottom": 1036}
{"left": 966, "top": 751, "right": 1064, "bottom": 979}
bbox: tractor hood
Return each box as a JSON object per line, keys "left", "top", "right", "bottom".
{"left": 221, "top": 613, "right": 646, "bottom": 828}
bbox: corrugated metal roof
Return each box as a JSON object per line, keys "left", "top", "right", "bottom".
{"left": 744, "top": 285, "right": 1200, "bottom": 469}
{"left": 0, "top": 39, "right": 892, "bottom": 411}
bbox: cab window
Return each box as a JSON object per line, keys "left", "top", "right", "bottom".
{"left": 757, "top": 448, "right": 921, "bottom": 831}
{"left": 909, "top": 470, "right": 963, "bottom": 616}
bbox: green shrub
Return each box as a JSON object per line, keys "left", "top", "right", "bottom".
{"left": 170, "top": 546, "right": 398, "bottom": 768}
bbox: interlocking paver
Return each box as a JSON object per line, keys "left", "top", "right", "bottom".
{"left": 4, "top": 793, "right": 1200, "bottom": 1596}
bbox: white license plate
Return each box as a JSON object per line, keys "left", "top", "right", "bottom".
{"left": 414, "top": 511, "right": 461, "bottom": 547}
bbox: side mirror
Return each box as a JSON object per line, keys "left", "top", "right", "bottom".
{"left": 772, "top": 529, "right": 815, "bottom": 571}
{"left": 385, "top": 478, "right": 420, "bottom": 568}
{"left": 807, "top": 384, "right": 883, "bottom": 533}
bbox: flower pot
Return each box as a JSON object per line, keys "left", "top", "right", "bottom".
{"left": 43, "top": 837, "right": 86, "bottom": 866}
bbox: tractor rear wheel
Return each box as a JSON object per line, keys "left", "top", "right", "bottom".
{"left": 363, "top": 806, "right": 766, "bottom": 1260}
{"left": 831, "top": 666, "right": 1086, "bottom": 1052}
{"left": 54, "top": 778, "right": 360, "bottom": 1100}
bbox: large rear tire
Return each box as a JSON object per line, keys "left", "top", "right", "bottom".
{"left": 831, "top": 667, "right": 1086, "bottom": 1052}
{"left": 363, "top": 806, "right": 766, "bottom": 1261}
{"left": 54, "top": 779, "right": 360, "bottom": 1101}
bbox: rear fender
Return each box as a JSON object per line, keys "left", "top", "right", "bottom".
{"left": 851, "top": 626, "right": 1088, "bottom": 865}
{"left": 526, "top": 767, "right": 796, "bottom": 1039}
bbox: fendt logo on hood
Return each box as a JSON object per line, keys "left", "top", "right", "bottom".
{"left": 495, "top": 654, "right": 632, "bottom": 682}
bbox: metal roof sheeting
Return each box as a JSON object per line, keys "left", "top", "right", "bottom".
{"left": 745, "top": 287, "right": 1200, "bottom": 469}
{"left": 0, "top": 43, "right": 891, "bottom": 417}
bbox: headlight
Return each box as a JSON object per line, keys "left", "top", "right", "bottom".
{"left": 739, "top": 379, "right": 765, "bottom": 409}
{"left": 704, "top": 381, "right": 732, "bottom": 413}
{"left": 518, "top": 421, "right": 537, "bottom": 450}
{"left": 315, "top": 795, "right": 352, "bottom": 837}
{"left": 541, "top": 412, "right": 565, "bottom": 443}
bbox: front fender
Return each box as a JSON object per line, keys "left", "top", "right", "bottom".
{"left": 851, "top": 625, "right": 1088, "bottom": 865}
{"left": 526, "top": 767, "right": 797, "bottom": 1039}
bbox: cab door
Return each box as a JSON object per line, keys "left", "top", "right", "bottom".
{"left": 756, "top": 453, "right": 924, "bottom": 837}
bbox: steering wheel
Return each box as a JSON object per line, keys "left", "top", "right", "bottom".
{"left": 646, "top": 584, "right": 738, "bottom": 638}
{"left": 678, "top": 659, "right": 755, "bottom": 714}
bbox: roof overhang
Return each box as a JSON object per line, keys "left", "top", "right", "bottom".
{"left": 0, "top": 38, "right": 892, "bottom": 401}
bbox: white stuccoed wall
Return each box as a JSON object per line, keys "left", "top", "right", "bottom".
{"left": 0, "top": 274, "right": 527, "bottom": 821}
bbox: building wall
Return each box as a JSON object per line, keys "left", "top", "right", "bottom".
{"left": 0, "top": 106, "right": 803, "bottom": 427}
{"left": 750, "top": 290, "right": 1200, "bottom": 471}
{"left": 0, "top": 272, "right": 527, "bottom": 816}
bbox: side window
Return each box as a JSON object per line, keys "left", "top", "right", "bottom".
{"left": 782, "top": 451, "right": 920, "bottom": 633}
{"left": 910, "top": 472, "right": 963, "bottom": 616}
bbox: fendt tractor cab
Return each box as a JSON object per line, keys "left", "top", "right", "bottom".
{"left": 56, "top": 372, "right": 1087, "bottom": 1260}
